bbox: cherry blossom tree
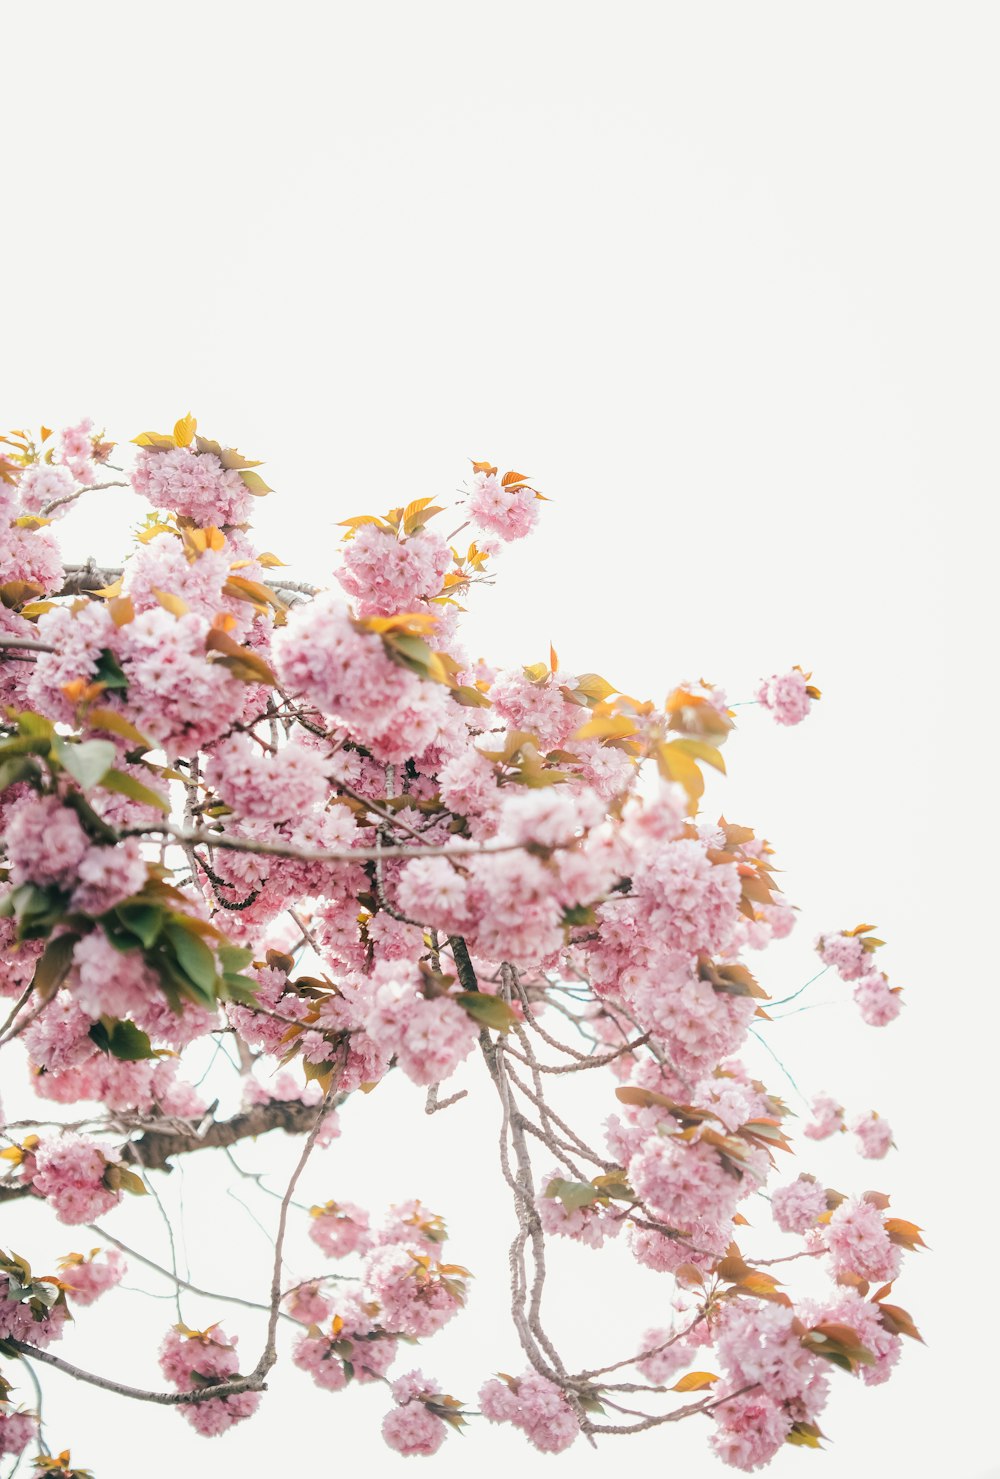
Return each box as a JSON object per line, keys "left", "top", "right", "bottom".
{"left": 0, "top": 417, "right": 922, "bottom": 1476}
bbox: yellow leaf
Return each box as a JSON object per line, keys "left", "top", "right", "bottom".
{"left": 363, "top": 611, "right": 438, "bottom": 635}
{"left": 671, "top": 737, "right": 726, "bottom": 774}
{"left": 574, "top": 715, "right": 639, "bottom": 741}
{"left": 173, "top": 413, "right": 197, "bottom": 447}
{"left": 132, "top": 430, "right": 177, "bottom": 449}
{"left": 152, "top": 589, "right": 189, "bottom": 617}
{"left": 671, "top": 1371, "right": 719, "bottom": 1393}
{"left": 575, "top": 672, "right": 617, "bottom": 702}
{"left": 257, "top": 552, "right": 287, "bottom": 568}
{"left": 238, "top": 469, "right": 273, "bottom": 496}
{"left": 549, "top": 642, "right": 559, "bottom": 673}
{"left": 656, "top": 741, "right": 704, "bottom": 806}
{"left": 91, "top": 577, "right": 124, "bottom": 599}
{"left": 136, "top": 520, "right": 178, "bottom": 545}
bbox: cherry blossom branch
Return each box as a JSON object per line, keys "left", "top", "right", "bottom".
{"left": 126, "top": 822, "right": 545, "bottom": 864}
{"left": 6, "top": 1341, "right": 266, "bottom": 1406}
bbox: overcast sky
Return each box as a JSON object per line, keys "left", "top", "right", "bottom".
{"left": 3, "top": 4, "right": 998, "bottom": 1477}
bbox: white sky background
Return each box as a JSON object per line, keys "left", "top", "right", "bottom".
{"left": 3, "top": 3, "right": 999, "bottom": 1476}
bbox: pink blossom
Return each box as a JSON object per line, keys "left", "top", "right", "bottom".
{"left": 537, "top": 1173, "right": 622, "bottom": 1249}
{"left": 364, "top": 975, "right": 477, "bottom": 1087}
{"left": 159, "top": 1323, "right": 260, "bottom": 1435}
{"left": 803, "top": 1094, "right": 844, "bottom": 1140}
{"left": 118, "top": 608, "right": 245, "bottom": 752}
{"left": 382, "top": 1396, "right": 447, "bottom": 1457}
{"left": 70, "top": 837, "right": 147, "bottom": 915}
{"left": 58, "top": 1248, "right": 126, "bottom": 1305}
{"left": 18, "top": 461, "right": 76, "bottom": 517}
{"left": 815, "top": 930, "right": 868, "bottom": 980}
{"left": 850, "top": 1112, "right": 894, "bottom": 1159}
{"left": 823, "top": 1197, "right": 901, "bottom": 1283}
{"left": 803, "top": 1287, "right": 901, "bottom": 1387}
{"left": 362, "top": 1244, "right": 467, "bottom": 1338}
{"left": 755, "top": 668, "right": 815, "bottom": 726}
{"left": 634, "top": 1328, "right": 693, "bottom": 1384}
{"left": 466, "top": 472, "right": 538, "bottom": 542}
{"left": 206, "top": 732, "right": 329, "bottom": 822}
{"left": 27, "top": 600, "right": 118, "bottom": 721}
{"left": 5, "top": 794, "right": 91, "bottom": 891}
{"left": 132, "top": 446, "right": 254, "bottom": 526}
{"left": 771, "top": 1175, "right": 827, "bottom": 1234}
{"left": 713, "top": 1300, "right": 828, "bottom": 1413}
{"left": 309, "top": 1202, "right": 372, "bottom": 1259}
{"left": 0, "top": 1409, "right": 36, "bottom": 1458}
{"left": 337, "top": 524, "right": 452, "bottom": 616}
{"left": 479, "top": 1371, "right": 579, "bottom": 1453}
{"left": 853, "top": 971, "right": 902, "bottom": 1026}
{"left": 274, "top": 593, "right": 453, "bottom": 764}
{"left": 710, "top": 1388, "right": 793, "bottom": 1471}
{"left": 31, "top": 1132, "right": 122, "bottom": 1224}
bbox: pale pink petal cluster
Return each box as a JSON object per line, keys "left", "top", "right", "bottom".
{"left": 337, "top": 525, "right": 452, "bottom": 616}
{"left": 58, "top": 1248, "right": 126, "bottom": 1305}
{"left": 770, "top": 1174, "right": 828, "bottom": 1234}
{"left": 755, "top": 668, "right": 813, "bottom": 726}
{"left": 31, "top": 1132, "right": 122, "bottom": 1224}
{"left": 822, "top": 1197, "right": 901, "bottom": 1283}
{"left": 850, "top": 1112, "right": 894, "bottom": 1159}
{"left": 466, "top": 471, "right": 538, "bottom": 541}
{"left": 479, "top": 1370, "right": 579, "bottom": 1453}
{"left": 132, "top": 446, "right": 253, "bottom": 526}
{"left": 803, "top": 1093, "right": 844, "bottom": 1140}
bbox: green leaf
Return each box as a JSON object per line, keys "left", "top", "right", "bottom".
{"left": 86, "top": 708, "right": 152, "bottom": 750}
{"left": 237, "top": 469, "right": 273, "bottom": 495}
{"left": 455, "top": 991, "right": 518, "bottom": 1034}
{"left": 100, "top": 768, "right": 170, "bottom": 813}
{"left": 89, "top": 1017, "right": 158, "bottom": 1061}
{"left": 218, "top": 973, "right": 260, "bottom": 1006}
{"left": 53, "top": 737, "right": 116, "bottom": 791}
{"left": 218, "top": 944, "right": 254, "bottom": 974}
{"left": 113, "top": 902, "right": 164, "bottom": 949}
{"left": 544, "top": 1177, "right": 604, "bottom": 1212}
{"left": 32, "top": 932, "right": 80, "bottom": 1000}
{"left": 93, "top": 648, "right": 129, "bottom": 693}
{"left": 0, "top": 732, "right": 52, "bottom": 761}
{"left": 164, "top": 921, "right": 218, "bottom": 994}
{"left": 0, "top": 755, "right": 41, "bottom": 792}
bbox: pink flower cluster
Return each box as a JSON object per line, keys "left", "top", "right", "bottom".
{"left": 466, "top": 471, "right": 538, "bottom": 542}
{"left": 57, "top": 1248, "right": 127, "bottom": 1305}
{"left": 479, "top": 1370, "right": 579, "bottom": 1453}
{"left": 309, "top": 1201, "right": 372, "bottom": 1259}
{"left": 817, "top": 928, "right": 902, "bottom": 1025}
{"left": 158, "top": 1325, "right": 260, "bottom": 1436}
{"left": 821, "top": 1196, "right": 901, "bottom": 1283}
{"left": 337, "top": 524, "right": 452, "bottom": 616}
{"left": 362, "top": 1245, "right": 467, "bottom": 1338}
{"left": 382, "top": 1370, "right": 450, "bottom": 1457}
{"left": 755, "top": 668, "right": 814, "bottom": 726}
{"left": 31, "top": 1132, "right": 122, "bottom": 1225}
{"left": 0, "top": 1409, "right": 36, "bottom": 1458}
{"left": 274, "top": 593, "right": 454, "bottom": 763}
{"left": 364, "top": 973, "right": 477, "bottom": 1087}
{"left": 206, "top": 733, "right": 328, "bottom": 822}
{"left": 132, "top": 446, "right": 254, "bottom": 526}
{"left": 770, "top": 1175, "right": 828, "bottom": 1234}
{"left": 850, "top": 1111, "right": 894, "bottom": 1159}
{"left": 803, "top": 1093, "right": 844, "bottom": 1140}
